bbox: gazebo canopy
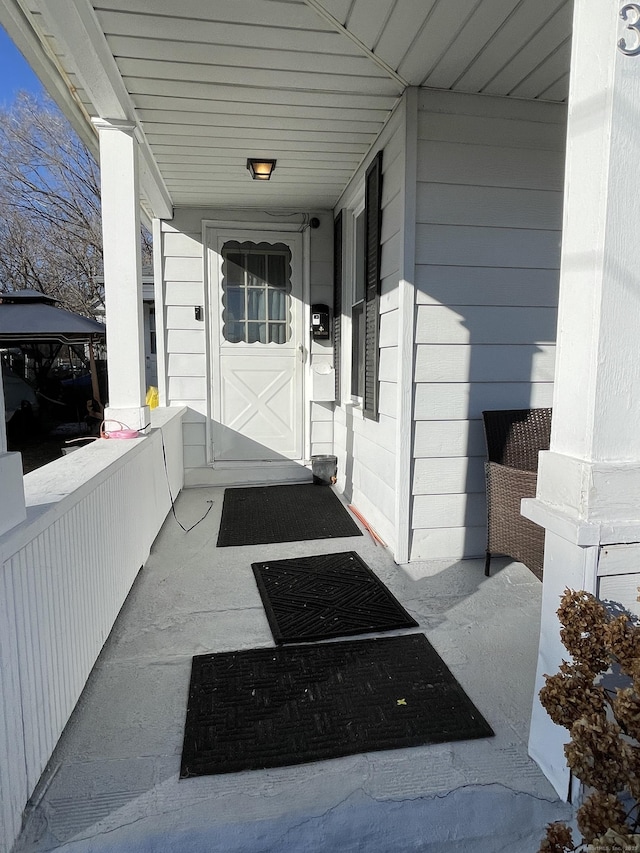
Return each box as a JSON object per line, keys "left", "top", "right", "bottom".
{"left": 0, "top": 290, "right": 105, "bottom": 345}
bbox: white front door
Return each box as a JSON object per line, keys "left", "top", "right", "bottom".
{"left": 210, "top": 230, "right": 304, "bottom": 462}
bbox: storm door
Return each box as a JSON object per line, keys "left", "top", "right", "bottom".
{"left": 210, "top": 231, "right": 304, "bottom": 462}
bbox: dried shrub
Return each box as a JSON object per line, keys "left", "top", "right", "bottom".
{"left": 537, "top": 588, "right": 640, "bottom": 852}
{"left": 539, "top": 821, "right": 575, "bottom": 852}
{"left": 557, "top": 591, "right": 610, "bottom": 677}
{"left": 577, "top": 791, "right": 629, "bottom": 843}
{"left": 540, "top": 663, "right": 606, "bottom": 729}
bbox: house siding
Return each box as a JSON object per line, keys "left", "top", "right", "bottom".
{"left": 333, "top": 101, "right": 407, "bottom": 552}
{"left": 159, "top": 209, "right": 334, "bottom": 483}
{"left": 410, "top": 91, "right": 566, "bottom": 561}
{"left": 160, "top": 223, "right": 208, "bottom": 473}
{"left": 307, "top": 218, "right": 335, "bottom": 457}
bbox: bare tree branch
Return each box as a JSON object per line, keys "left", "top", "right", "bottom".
{"left": 0, "top": 92, "right": 152, "bottom": 317}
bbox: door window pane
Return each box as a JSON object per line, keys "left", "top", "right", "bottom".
{"left": 268, "top": 288, "right": 287, "bottom": 322}
{"left": 247, "top": 322, "right": 266, "bottom": 344}
{"left": 227, "top": 322, "right": 245, "bottom": 344}
{"left": 226, "top": 287, "right": 245, "bottom": 322}
{"left": 269, "top": 254, "right": 286, "bottom": 288}
{"left": 225, "top": 254, "right": 244, "bottom": 285}
{"left": 246, "top": 253, "right": 266, "bottom": 285}
{"left": 222, "top": 241, "right": 292, "bottom": 344}
{"left": 269, "top": 323, "right": 287, "bottom": 344}
{"left": 247, "top": 289, "right": 266, "bottom": 322}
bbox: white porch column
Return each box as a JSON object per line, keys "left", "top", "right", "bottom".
{"left": 0, "top": 370, "right": 26, "bottom": 536}
{"left": 523, "top": 0, "right": 640, "bottom": 799}
{"left": 93, "top": 118, "right": 149, "bottom": 431}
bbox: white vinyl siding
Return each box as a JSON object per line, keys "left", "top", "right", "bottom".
{"left": 410, "top": 90, "right": 565, "bottom": 561}
{"left": 308, "top": 220, "right": 335, "bottom": 458}
{"left": 160, "top": 209, "right": 334, "bottom": 480}
{"left": 161, "top": 224, "right": 208, "bottom": 442}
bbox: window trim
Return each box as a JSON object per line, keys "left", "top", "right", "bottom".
{"left": 337, "top": 149, "right": 383, "bottom": 418}
{"left": 347, "top": 198, "right": 365, "bottom": 406}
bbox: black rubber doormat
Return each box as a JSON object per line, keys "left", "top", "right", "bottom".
{"left": 252, "top": 551, "right": 418, "bottom": 644}
{"left": 216, "top": 484, "right": 362, "bottom": 546}
{"left": 180, "top": 633, "right": 494, "bottom": 778}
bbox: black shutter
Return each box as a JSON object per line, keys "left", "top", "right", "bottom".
{"left": 363, "top": 150, "right": 383, "bottom": 421}
{"left": 333, "top": 211, "right": 342, "bottom": 404}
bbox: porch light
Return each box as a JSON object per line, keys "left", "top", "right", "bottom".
{"left": 246, "top": 158, "right": 276, "bottom": 180}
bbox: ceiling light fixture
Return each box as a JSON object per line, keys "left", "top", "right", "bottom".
{"left": 246, "top": 158, "right": 276, "bottom": 180}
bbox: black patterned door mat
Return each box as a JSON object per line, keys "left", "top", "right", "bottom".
{"left": 180, "top": 633, "right": 494, "bottom": 778}
{"left": 252, "top": 551, "right": 418, "bottom": 644}
{"left": 216, "top": 484, "right": 362, "bottom": 546}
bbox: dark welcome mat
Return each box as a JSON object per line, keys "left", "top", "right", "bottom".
{"left": 216, "top": 484, "right": 362, "bottom": 546}
{"left": 252, "top": 551, "right": 418, "bottom": 644}
{"left": 180, "top": 634, "right": 494, "bottom": 778}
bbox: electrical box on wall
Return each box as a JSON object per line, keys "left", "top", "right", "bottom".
{"left": 311, "top": 304, "right": 330, "bottom": 340}
{"left": 311, "top": 363, "right": 335, "bottom": 401}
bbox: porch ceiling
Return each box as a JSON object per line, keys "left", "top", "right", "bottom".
{"left": 5, "top": 0, "right": 572, "bottom": 214}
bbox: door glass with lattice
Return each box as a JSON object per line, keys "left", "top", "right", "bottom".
{"left": 222, "top": 242, "right": 291, "bottom": 345}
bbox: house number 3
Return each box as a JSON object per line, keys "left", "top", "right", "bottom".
{"left": 619, "top": 4, "right": 640, "bottom": 55}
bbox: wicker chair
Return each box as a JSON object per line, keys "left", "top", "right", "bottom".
{"left": 482, "top": 407, "right": 552, "bottom": 580}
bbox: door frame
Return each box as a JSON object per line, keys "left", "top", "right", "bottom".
{"left": 203, "top": 220, "right": 311, "bottom": 474}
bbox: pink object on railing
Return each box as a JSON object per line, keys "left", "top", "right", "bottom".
{"left": 100, "top": 420, "right": 140, "bottom": 439}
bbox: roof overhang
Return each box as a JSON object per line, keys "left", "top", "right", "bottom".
{"left": 0, "top": 0, "right": 572, "bottom": 216}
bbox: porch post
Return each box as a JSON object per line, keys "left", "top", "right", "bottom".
{"left": 0, "top": 371, "right": 26, "bottom": 536}
{"left": 523, "top": 0, "right": 640, "bottom": 798}
{"left": 93, "top": 118, "right": 149, "bottom": 431}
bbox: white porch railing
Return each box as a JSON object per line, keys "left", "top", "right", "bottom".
{"left": 0, "top": 406, "right": 185, "bottom": 852}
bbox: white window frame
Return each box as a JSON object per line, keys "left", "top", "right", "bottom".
{"left": 341, "top": 195, "right": 365, "bottom": 411}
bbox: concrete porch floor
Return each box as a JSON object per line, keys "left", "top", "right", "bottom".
{"left": 14, "top": 486, "right": 572, "bottom": 853}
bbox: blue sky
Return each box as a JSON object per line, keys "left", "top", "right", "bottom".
{"left": 0, "top": 24, "right": 43, "bottom": 105}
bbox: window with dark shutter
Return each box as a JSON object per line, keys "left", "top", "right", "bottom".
{"left": 351, "top": 210, "right": 366, "bottom": 398}
{"left": 333, "top": 212, "right": 342, "bottom": 404}
{"left": 363, "top": 150, "right": 383, "bottom": 421}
